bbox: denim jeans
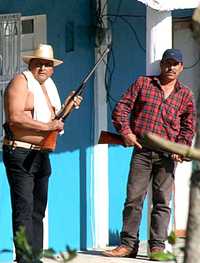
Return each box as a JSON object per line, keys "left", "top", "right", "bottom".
{"left": 120, "top": 148, "right": 175, "bottom": 249}
{"left": 3, "top": 145, "right": 51, "bottom": 261}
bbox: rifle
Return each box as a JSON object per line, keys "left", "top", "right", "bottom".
{"left": 98, "top": 130, "right": 195, "bottom": 161}
{"left": 41, "top": 48, "right": 110, "bottom": 151}
{"left": 98, "top": 130, "right": 125, "bottom": 146}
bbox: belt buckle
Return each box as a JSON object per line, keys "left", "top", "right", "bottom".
{"left": 30, "top": 144, "right": 41, "bottom": 151}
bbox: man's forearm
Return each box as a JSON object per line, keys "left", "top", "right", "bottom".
{"left": 8, "top": 113, "right": 49, "bottom": 132}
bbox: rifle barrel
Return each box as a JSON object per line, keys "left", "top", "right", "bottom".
{"left": 56, "top": 48, "right": 110, "bottom": 120}
{"left": 75, "top": 48, "right": 110, "bottom": 96}
{"left": 83, "top": 48, "right": 110, "bottom": 84}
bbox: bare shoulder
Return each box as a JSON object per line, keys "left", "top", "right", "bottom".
{"left": 6, "top": 73, "right": 28, "bottom": 93}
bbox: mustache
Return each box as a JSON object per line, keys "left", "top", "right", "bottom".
{"left": 166, "top": 69, "right": 176, "bottom": 74}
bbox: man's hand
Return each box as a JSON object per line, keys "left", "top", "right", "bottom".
{"left": 65, "top": 91, "right": 82, "bottom": 109}
{"left": 73, "top": 95, "right": 82, "bottom": 109}
{"left": 122, "top": 133, "right": 142, "bottom": 148}
{"left": 171, "top": 153, "right": 183, "bottom": 163}
{"left": 47, "top": 119, "right": 64, "bottom": 131}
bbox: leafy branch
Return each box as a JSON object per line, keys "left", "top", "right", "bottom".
{"left": 1, "top": 226, "right": 77, "bottom": 262}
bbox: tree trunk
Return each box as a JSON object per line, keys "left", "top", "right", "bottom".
{"left": 184, "top": 170, "right": 200, "bottom": 263}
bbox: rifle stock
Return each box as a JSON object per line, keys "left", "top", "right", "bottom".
{"left": 40, "top": 99, "right": 75, "bottom": 151}
{"left": 41, "top": 130, "right": 58, "bottom": 151}
{"left": 98, "top": 130, "right": 125, "bottom": 146}
{"left": 41, "top": 48, "right": 110, "bottom": 151}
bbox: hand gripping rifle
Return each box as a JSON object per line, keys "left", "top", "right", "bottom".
{"left": 41, "top": 48, "right": 110, "bottom": 151}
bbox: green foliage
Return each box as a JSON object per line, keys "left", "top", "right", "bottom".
{"left": 150, "top": 251, "right": 176, "bottom": 261}
{"left": 43, "top": 246, "right": 76, "bottom": 262}
{"left": 14, "top": 226, "right": 38, "bottom": 262}
{"left": 149, "top": 231, "right": 177, "bottom": 262}
{"left": 1, "top": 226, "right": 77, "bottom": 262}
{"left": 168, "top": 231, "right": 177, "bottom": 246}
{"left": 59, "top": 246, "right": 77, "bottom": 262}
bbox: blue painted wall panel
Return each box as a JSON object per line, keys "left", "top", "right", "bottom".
{"left": 48, "top": 152, "right": 80, "bottom": 251}
{"left": 106, "top": 0, "right": 147, "bottom": 244}
{"left": 108, "top": 146, "right": 133, "bottom": 245}
{"left": 0, "top": 0, "right": 94, "bottom": 261}
{"left": 0, "top": 157, "right": 13, "bottom": 262}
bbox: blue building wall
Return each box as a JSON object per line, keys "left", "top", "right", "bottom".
{"left": 0, "top": 0, "right": 95, "bottom": 261}
{"left": 106, "top": 0, "right": 147, "bottom": 244}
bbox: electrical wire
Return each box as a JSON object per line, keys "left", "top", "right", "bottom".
{"left": 96, "top": 17, "right": 120, "bottom": 111}
{"left": 104, "top": 44, "right": 119, "bottom": 113}
{"left": 184, "top": 56, "right": 200, "bottom": 69}
{"left": 105, "top": 14, "right": 146, "bottom": 52}
{"left": 110, "top": 0, "right": 123, "bottom": 24}
{"left": 101, "top": 0, "right": 108, "bottom": 17}
{"left": 95, "top": 1, "right": 146, "bottom": 110}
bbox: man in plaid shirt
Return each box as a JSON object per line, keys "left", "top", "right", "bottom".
{"left": 103, "top": 49, "right": 196, "bottom": 259}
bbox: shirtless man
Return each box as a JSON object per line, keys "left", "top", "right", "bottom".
{"left": 2, "top": 44, "right": 81, "bottom": 263}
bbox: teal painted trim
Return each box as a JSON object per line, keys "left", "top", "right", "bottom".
{"left": 0, "top": 163, "right": 13, "bottom": 262}
{"left": 140, "top": 197, "right": 148, "bottom": 240}
{"left": 108, "top": 146, "right": 133, "bottom": 245}
{"left": 48, "top": 152, "right": 80, "bottom": 251}
{"left": 48, "top": 147, "right": 95, "bottom": 251}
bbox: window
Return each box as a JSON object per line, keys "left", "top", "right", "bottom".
{"left": 21, "top": 14, "right": 47, "bottom": 71}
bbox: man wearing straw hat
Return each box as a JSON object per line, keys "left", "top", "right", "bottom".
{"left": 2, "top": 44, "right": 81, "bottom": 262}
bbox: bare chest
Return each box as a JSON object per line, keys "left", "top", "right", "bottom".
{"left": 25, "top": 91, "right": 34, "bottom": 111}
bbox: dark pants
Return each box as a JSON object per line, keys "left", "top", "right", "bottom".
{"left": 120, "top": 148, "right": 175, "bottom": 249}
{"left": 3, "top": 145, "right": 51, "bottom": 262}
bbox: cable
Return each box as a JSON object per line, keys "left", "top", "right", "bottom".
{"left": 104, "top": 44, "right": 119, "bottom": 113}
{"left": 96, "top": 16, "right": 120, "bottom": 110}
{"left": 95, "top": 1, "right": 146, "bottom": 112}
{"left": 109, "top": 0, "right": 123, "bottom": 24}
{"left": 101, "top": 0, "right": 108, "bottom": 17}
{"left": 106, "top": 14, "right": 146, "bottom": 52}
{"left": 184, "top": 56, "right": 200, "bottom": 69}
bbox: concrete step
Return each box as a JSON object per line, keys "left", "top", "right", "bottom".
{"left": 43, "top": 239, "right": 185, "bottom": 263}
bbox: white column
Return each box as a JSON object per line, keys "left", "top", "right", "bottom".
{"left": 146, "top": 7, "right": 172, "bottom": 75}
{"left": 146, "top": 7, "right": 172, "bottom": 251}
{"left": 93, "top": 0, "right": 109, "bottom": 248}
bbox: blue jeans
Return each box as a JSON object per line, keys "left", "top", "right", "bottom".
{"left": 3, "top": 145, "right": 51, "bottom": 261}
{"left": 120, "top": 148, "right": 175, "bottom": 249}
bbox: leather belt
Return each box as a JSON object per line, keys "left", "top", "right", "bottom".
{"left": 3, "top": 138, "right": 42, "bottom": 150}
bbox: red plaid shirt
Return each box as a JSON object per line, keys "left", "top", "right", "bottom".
{"left": 112, "top": 76, "right": 196, "bottom": 146}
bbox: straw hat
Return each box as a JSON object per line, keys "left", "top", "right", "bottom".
{"left": 22, "top": 44, "right": 63, "bottom": 67}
